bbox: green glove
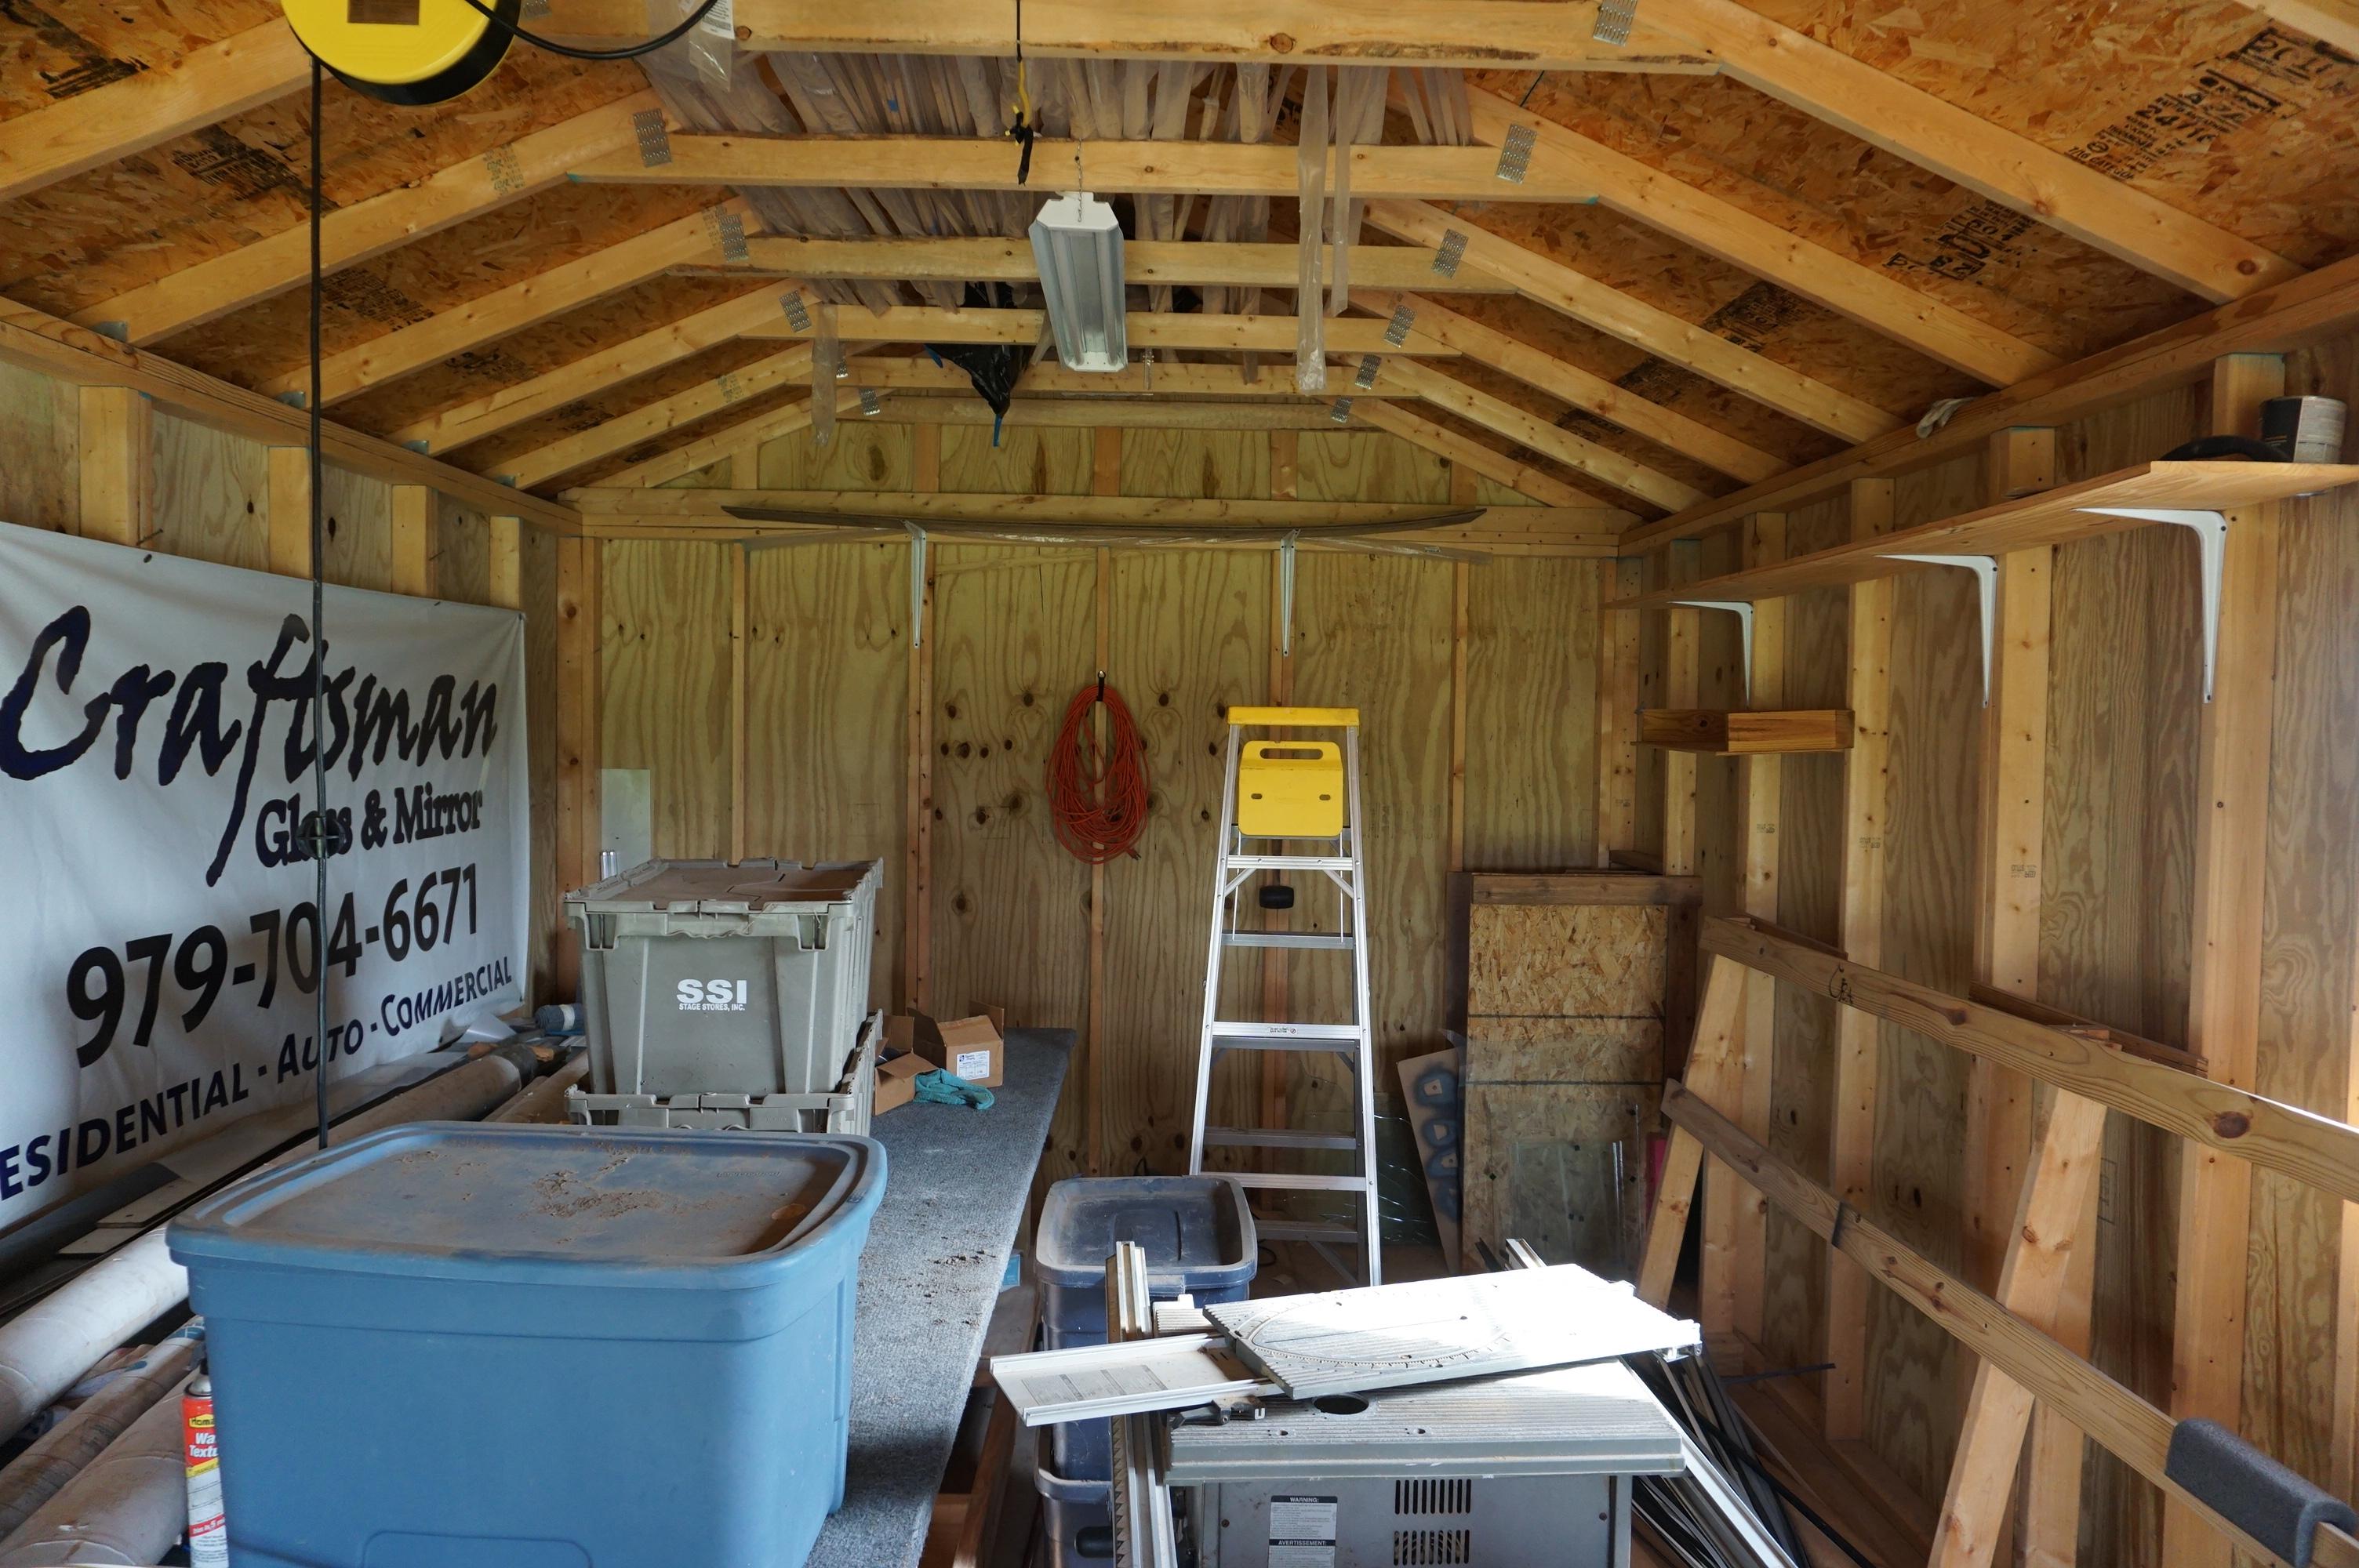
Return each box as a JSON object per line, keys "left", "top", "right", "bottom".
{"left": 912, "top": 1069, "right": 995, "bottom": 1110}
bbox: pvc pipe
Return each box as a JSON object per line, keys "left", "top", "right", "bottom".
{"left": 0, "top": 1049, "right": 529, "bottom": 1444}
{"left": 0, "top": 1236, "right": 185, "bottom": 1447}
{"left": 0, "top": 1325, "right": 204, "bottom": 1539}
{"left": 0, "top": 1376, "right": 187, "bottom": 1566}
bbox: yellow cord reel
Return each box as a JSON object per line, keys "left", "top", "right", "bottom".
{"left": 281, "top": 0, "right": 518, "bottom": 104}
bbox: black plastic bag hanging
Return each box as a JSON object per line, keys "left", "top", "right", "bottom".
{"left": 926, "top": 282, "right": 1025, "bottom": 441}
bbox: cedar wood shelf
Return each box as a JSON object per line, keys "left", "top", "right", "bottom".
{"left": 1607, "top": 460, "right": 2359, "bottom": 610}
{"left": 1638, "top": 708, "right": 1854, "bottom": 754}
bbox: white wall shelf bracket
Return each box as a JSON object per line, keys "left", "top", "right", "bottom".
{"left": 2080, "top": 506, "right": 2229, "bottom": 701}
{"left": 1670, "top": 599, "right": 1754, "bottom": 702}
{"left": 1881, "top": 554, "right": 1998, "bottom": 705}
{"left": 907, "top": 523, "right": 929, "bottom": 648}
{"left": 1278, "top": 532, "right": 1300, "bottom": 655}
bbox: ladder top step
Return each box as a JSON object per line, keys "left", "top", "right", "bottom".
{"left": 1229, "top": 1171, "right": 1372, "bottom": 1192}
{"left": 1225, "top": 854, "right": 1356, "bottom": 872}
{"left": 1204, "top": 1127, "right": 1363, "bottom": 1151}
{"left": 1220, "top": 931, "right": 1355, "bottom": 949}
{"left": 1212, "top": 1022, "right": 1365, "bottom": 1040}
{"left": 1228, "top": 705, "right": 1359, "bottom": 728}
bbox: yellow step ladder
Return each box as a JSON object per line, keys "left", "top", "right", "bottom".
{"left": 1186, "top": 706, "right": 1381, "bottom": 1287}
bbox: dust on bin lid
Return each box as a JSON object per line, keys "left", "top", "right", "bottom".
{"left": 1034, "top": 1174, "right": 1256, "bottom": 1292}
{"left": 168, "top": 1122, "right": 883, "bottom": 1288}
{"left": 568, "top": 857, "right": 878, "bottom": 913}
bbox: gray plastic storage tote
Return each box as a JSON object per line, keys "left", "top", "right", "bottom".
{"left": 567, "top": 858, "right": 880, "bottom": 1098}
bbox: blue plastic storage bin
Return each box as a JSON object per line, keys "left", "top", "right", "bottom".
{"left": 1032, "top": 1175, "right": 1255, "bottom": 1479}
{"left": 168, "top": 1121, "right": 885, "bottom": 1568}
{"left": 1035, "top": 1461, "right": 1114, "bottom": 1566}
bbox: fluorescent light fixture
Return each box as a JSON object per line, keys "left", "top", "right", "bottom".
{"left": 1030, "top": 191, "right": 1127, "bottom": 373}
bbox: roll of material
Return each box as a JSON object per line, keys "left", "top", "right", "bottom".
{"left": 2261, "top": 395, "right": 2348, "bottom": 464}
{"left": 0, "top": 1322, "right": 205, "bottom": 1541}
{"left": 534, "top": 1004, "right": 580, "bottom": 1034}
{"left": 2166, "top": 1417, "right": 2359, "bottom": 1568}
{"left": 0, "top": 1377, "right": 190, "bottom": 1566}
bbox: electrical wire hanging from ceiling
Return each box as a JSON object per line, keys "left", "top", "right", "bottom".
{"left": 1048, "top": 677, "right": 1150, "bottom": 864}
{"left": 307, "top": 56, "right": 332, "bottom": 1149}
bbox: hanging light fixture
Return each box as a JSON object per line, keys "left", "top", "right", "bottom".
{"left": 1029, "top": 191, "right": 1128, "bottom": 373}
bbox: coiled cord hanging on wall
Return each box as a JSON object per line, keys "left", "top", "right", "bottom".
{"left": 1047, "top": 678, "right": 1149, "bottom": 864}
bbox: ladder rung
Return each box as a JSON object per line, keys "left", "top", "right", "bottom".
{"left": 1252, "top": 1216, "right": 1365, "bottom": 1244}
{"left": 1224, "top": 854, "right": 1354, "bottom": 873}
{"left": 1219, "top": 931, "right": 1355, "bottom": 949}
{"left": 1204, "top": 1127, "right": 1362, "bottom": 1152}
{"left": 1210, "top": 1022, "right": 1363, "bottom": 1040}
{"left": 1230, "top": 1172, "right": 1371, "bottom": 1192}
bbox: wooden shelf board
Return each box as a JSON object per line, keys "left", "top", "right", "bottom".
{"left": 1608, "top": 461, "right": 2359, "bottom": 609}
{"left": 1640, "top": 707, "right": 1855, "bottom": 755}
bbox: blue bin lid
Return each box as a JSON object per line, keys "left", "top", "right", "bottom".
{"left": 169, "top": 1122, "right": 883, "bottom": 1290}
{"left": 1033, "top": 1175, "right": 1256, "bottom": 1292}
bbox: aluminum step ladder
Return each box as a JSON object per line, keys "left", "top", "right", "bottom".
{"left": 1186, "top": 706, "right": 1381, "bottom": 1287}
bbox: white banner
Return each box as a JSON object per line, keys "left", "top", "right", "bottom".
{"left": 0, "top": 522, "right": 529, "bottom": 1227}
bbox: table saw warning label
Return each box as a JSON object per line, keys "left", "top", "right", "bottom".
{"left": 1268, "top": 1495, "right": 1338, "bottom": 1568}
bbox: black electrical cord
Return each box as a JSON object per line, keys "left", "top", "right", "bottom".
{"left": 310, "top": 57, "right": 332, "bottom": 1152}
{"left": 449, "top": 0, "right": 725, "bottom": 62}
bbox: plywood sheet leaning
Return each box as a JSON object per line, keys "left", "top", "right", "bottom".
{"left": 1459, "top": 898, "right": 1671, "bottom": 1276}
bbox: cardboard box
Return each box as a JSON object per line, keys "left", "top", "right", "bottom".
{"left": 871, "top": 1046, "right": 929, "bottom": 1115}
{"left": 884, "top": 1009, "right": 1006, "bottom": 1090}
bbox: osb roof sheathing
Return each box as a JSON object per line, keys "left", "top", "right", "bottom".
{"left": 0, "top": 0, "right": 2354, "bottom": 510}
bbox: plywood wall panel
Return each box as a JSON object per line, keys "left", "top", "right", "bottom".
{"left": 0, "top": 360, "right": 77, "bottom": 534}
{"left": 927, "top": 546, "right": 1096, "bottom": 1172}
{"left": 940, "top": 426, "right": 1094, "bottom": 495}
{"left": 1761, "top": 495, "right": 1851, "bottom": 1381}
{"left": 744, "top": 539, "right": 909, "bottom": 1014}
{"left": 1120, "top": 430, "right": 1270, "bottom": 499}
{"left": 1464, "top": 558, "right": 1601, "bottom": 872}
{"left": 436, "top": 496, "right": 491, "bottom": 608}
{"left": 757, "top": 421, "right": 916, "bottom": 491}
{"left": 1099, "top": 550, "right": 1267, "bottom": 1174}
{"left": 1297, "top": 431, "right": 1450, "bottom": 504}
{"left": 1285, "top": 554, "right": 1455, "bottom": 1119}
{"left": 2045, "top": 389, "right": 2208, "bottom": 1568}
{"left": 598, "top": 540, "right": 732, "bottom": 861}
{"left": 151, "top": 412, "right": 265, "bottom": 570}
{"left": 1865, "top": 456, "right": 1984, "bottom": 1502}
{"left": 318, "top": 466, "right": 391, "bottom": 593}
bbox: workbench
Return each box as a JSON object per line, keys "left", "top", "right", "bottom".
{"left": 806, "top": 1029, "right": 1072, "bottom": 1568}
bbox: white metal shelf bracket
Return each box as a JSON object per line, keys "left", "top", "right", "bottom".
{"left": 2080, "top": 506, "right": 2229, "bottom": 702}
{"left": 1670, "top": 599, "right": 1754, "bottom": 702}
{"left": 1278, "top": 532, "right": 1300, "bottom": 655}
{"left": 907, "top": 523, "right": 928, "bottom": 648}
{"left": 1881, "top": 554, "right": 1998, "bottom": 706}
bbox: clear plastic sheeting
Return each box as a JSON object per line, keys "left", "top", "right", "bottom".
{"left": 1294, "top": 65, "right": 1330, "bottom": 394}
{"left": 812, "top": 302, "right": 841, "bottom": 448}
{"left": 1398, "top": 67, "right": 1474, "bottom": 146}
{"left": 1328, "top": 68, "right": 1389, "bottom": 315}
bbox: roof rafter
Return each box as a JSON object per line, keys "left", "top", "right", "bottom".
{"left": 1376, "top": 358, "right": 1707, "bottom": 512}
{"left": 1365, "top": 199, "right": 1902, "bottom": 443}
{"left": 0, "top": 20, "right": 311, "bottom": 205}
{"left": 1643, "top": 0, "right": 2300, "bottom": 302}
{"left": 704, "top": 236, "right": 1514, "bottom": 293}
{"left": 1352, "top": 289, "right": 1785, "bottom": 484}
{"left": 1347, "top": 400, "right": 1602, "bottom": 509}
{"left": 389, "top": 289, "right": 798, "bottom": 456}
{"left": 78, "top": 93, "right": 663, "bottom": 346}
{"left": 568, "top": 135, "right": 1603, "bottom": 205}
{"left": 257, "top": 201, "right": 754, "bottom": 408}
{"left": 743, "top": 304, "right": 1457, "bottom": 355}
{"left": 539, "top": 0, "right": 1714, "bottom": 71}
{"left": 1459, "top": 86, "right": 2061, "bottom": 386}
{"left": 498, "top": 343, "right": 821, "bottom": 489}
{"left": 594, "top": 382, "right": 891, "bottom": 489}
